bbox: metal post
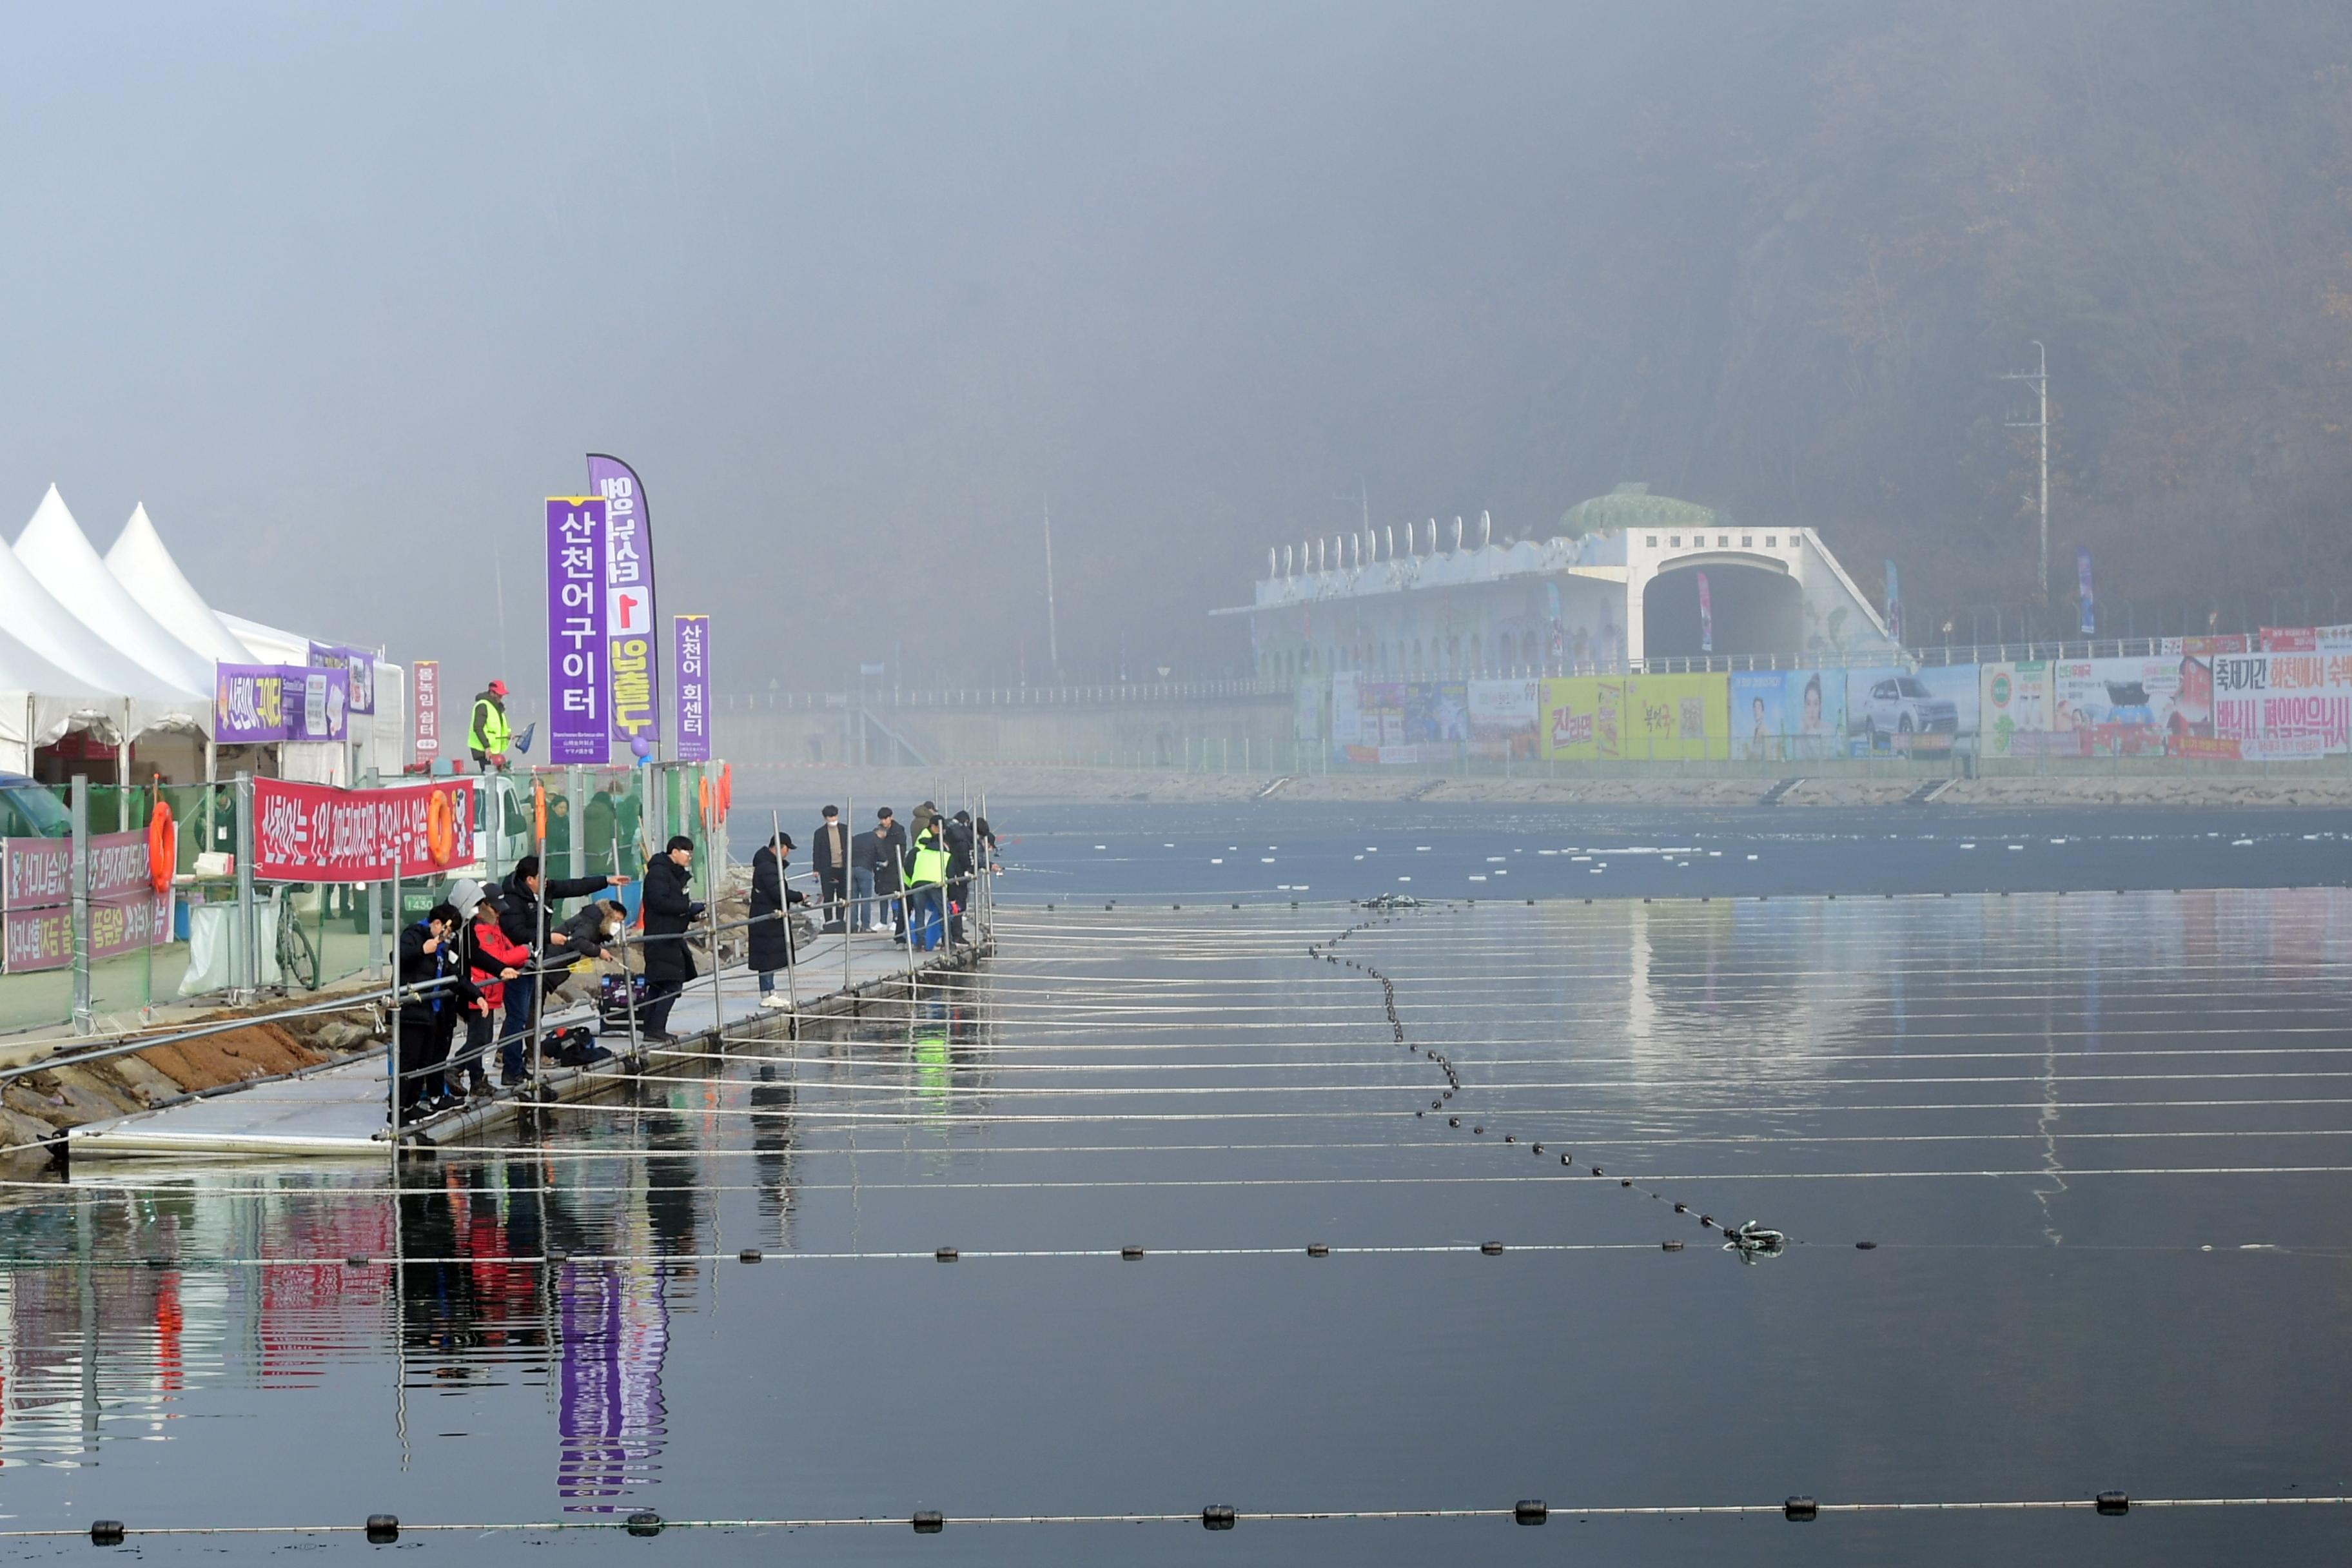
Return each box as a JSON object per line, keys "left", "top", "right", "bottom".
{"left": 566, "top": 766, "right": 587, "bottom": 882}
{"left": 773, "top": 810, "right": 799, "bottom": 1027}
{"left": 843, "top": 792, "right": 856, "bottom": 998}
{"left": 70, "top": 775, "right": 91, "bottom": 1034}
{"left": 387, "top": 861, "right": 402, "bottom": 1162}
{"left": 367, "top": 858, "right": 385, "bottom": 979}
{"left": 612, "top": 835, "right": 643, "bottom": 1067}
{"left": 234, "top": 772, "right": 257, "bottom": 1000}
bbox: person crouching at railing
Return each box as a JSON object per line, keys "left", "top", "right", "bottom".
{"left": 637, "top": 834, "right": 703, "bottom": 1044}
{"left": 395, "top": 903, "right": 474, "bottom": 1122}
{"left": 452, "top": 880, "right": 528, "bottom": 1099}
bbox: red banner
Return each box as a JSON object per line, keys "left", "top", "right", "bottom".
{"left": 251, "top": 778, "right": 475, "bottom": 883}
{"left": 0, "top": 830, "right": 172, "bottom": 972}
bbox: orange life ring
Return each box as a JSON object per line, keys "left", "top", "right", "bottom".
{"left": 426, "top": 789, "right": 456, "bottom": 867}
{"left": 146, "top": 801, "right": 174, "bottom": 894}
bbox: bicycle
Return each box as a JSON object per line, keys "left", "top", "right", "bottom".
{"left": 274, "top": 885, "right": 320, "bottom": 992}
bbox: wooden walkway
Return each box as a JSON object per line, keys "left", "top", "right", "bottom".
{"left": 65, "top": 930, "right": 983, "bottom": 1159}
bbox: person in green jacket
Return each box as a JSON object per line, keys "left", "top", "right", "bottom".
{"left": 468, "top": 680, "right": 513, "bottom": 769}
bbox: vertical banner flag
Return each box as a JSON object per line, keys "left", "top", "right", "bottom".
{"left": 2077, "top": 547, "right": 2096, "bottom": 636}
{"left": 413, "top": 660, "right": 440, "bottom": 761}
{"left": 673, "top": 614, "right": 710, "bottom": 762}
{"left": 1696, "top": 571, "right": 1714, "bottom": 654}
{"left": 546, "top": 496, "right": 610, "bottom": 764}
{"left": 587, "top": 455, "right": 659, "bottom": 754}
{"left": 1885, "top": 560, "right": 1902, "bottom": 644}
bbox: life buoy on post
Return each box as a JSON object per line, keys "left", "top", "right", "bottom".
{"left": 426, "top": 789, "right": 456, "bottom": 867}
{"left": 718, "top": 764, "right": 733, "bottom": 818}
{"left": 146, "top": 800, "right": 175, "bottom": 894}
{"left": 698, "top": 774, "right": 712, "bottom": 828}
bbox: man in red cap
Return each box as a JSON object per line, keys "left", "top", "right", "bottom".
{"left": 469, "top": 678, "right": 513, "bottom": 769}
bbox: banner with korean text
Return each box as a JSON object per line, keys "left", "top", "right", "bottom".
{"left": 672, "top": 614, "right": 710, "bottom": 762}
{"left": 213, "top": 663, "right": 351, "bottom": 743}
{"left": 251, "top": 778, "right": 477, "bottom": 883}
{"left": 1, "top": 832, "right": 171, "bottom": 974}
{"left": 587, "top": 455, "right": 659, "bottom": 753}
{"left": 412, "top": 659, "right": 441, "bottom": 761}
{"left": 2211, "top": 651, "right": 2352, "bottom": 760}
{"left": 545, "top": 496, "right": 609, "bottom": 763}
{"left": 308, "top": 643, "right": 377, "bottom": 714}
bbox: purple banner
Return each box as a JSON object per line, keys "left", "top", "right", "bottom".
{"left": 308, "top": 642, "right": 377, "bottom": 714}
{"left": 2077, "top": 546, "right": 2096, "bottom": 636}
{"left": 672, "top": 614, "right": 710, "bottom": 761}
{"left": 3, "top": 831, "right": 170, "bottom": 974}
{"left": 587, "top": 455, "right": 659, "bottom": 752}
{"left": 215, "top": 663, "right": 349, "bottom": 743}
{"left": 546, "top": 496, "right": 610, "bottom": 764}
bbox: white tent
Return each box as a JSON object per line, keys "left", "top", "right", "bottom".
{"left": 0, "top": 625, "right": 125, "bottom": 776}
{"left": 104, "top": 504, "right": 257, "bottom": 666}
{"left": 0, "top": 495, "right": 198, "bottom": 703}
{"left": 17, "top": 485, "right": 215, "bottom": 696}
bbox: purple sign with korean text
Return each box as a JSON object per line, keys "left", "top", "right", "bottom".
{"left": 547, "top": 496, "right": 610, "bottom": 764}
{"left": 587, "top": 455, "right": 660, "bottom": 751}
{"left": 673, "top": 614, "right": 710, "bottom": 761}
{"left": 215, "top": 663, "right": 350, "bottom": 743}
{"left": 308, "top": 642, "right": 377, "bottom": 714}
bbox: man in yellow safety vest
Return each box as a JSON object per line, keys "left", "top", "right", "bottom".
{"left": 903, "top": 819, "right": 949, "bottom": 951}
{"left": 469, "top": 680, "right": 513, "bottom": 769}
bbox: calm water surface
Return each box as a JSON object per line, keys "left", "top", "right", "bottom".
{"left": 2, "top": 808, "right": 2348, "bottom": 1563}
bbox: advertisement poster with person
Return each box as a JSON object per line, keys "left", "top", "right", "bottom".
{"left": 1732, "top": 671, "right": 1843, "bottom": 761}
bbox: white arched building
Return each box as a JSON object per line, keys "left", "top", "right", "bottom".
{"left": 1224, "top": 484, "right": 1899, "bottom": 680}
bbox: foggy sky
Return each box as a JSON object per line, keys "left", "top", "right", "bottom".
{"left": 0, "top": 3, "right": 1860, "bottom": 704}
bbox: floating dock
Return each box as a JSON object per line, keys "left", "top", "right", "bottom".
{"left": 64, "top": 930, "right": 982, "bottom": 1159}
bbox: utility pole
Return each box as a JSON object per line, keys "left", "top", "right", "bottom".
{"left": 1042, "top": 493, "right": 1061, "bottom": 681}
{"left": 2001, "top": 342, "right": 2050, "bottom": 602}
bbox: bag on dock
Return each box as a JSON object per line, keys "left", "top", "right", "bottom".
{"left": 542, "top": 1024, "right": 612, "bottom": 1068}
{"left": 595, "top": 974, "right": 652, "bottom": 1030}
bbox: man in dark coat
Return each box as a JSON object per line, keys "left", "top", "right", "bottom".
{"left": 750, "top": 832, "right": 807, "bottom": 1009}
{"left": 395, "top": 903, "right": 473, "bottom": 1120}
{"left": 810, "top": 805, "right": 848, "bottom": 929}
{"left": 637, "top": 835, "right": 701, "bottom": 1042}
{"left": 498, "top": 853, "right": 630, "bottom": 1059}
{"left": 943, "top": 812, "right": 977, "bottom": 943}
{"left": 867, "top": 807, "right": 910, "bottom": 941}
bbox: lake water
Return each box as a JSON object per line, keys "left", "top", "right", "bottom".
{"left": 2, "top": 805, "right": 2348, "bottom": 1563}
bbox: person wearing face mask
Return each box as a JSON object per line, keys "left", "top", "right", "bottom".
{"left": 749, "top": 832, "right": 807, "bottom": 1010}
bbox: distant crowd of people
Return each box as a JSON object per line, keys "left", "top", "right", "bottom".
{"left": 393, "top": 799, "right": 997, "bottom": 1124}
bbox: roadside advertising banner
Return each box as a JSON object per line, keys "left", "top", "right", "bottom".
{"left": 1329, "top": 672, "right": 1362, "bottom": 756}
{"left": 251, "top": 777, "right": 477, "bottom": 883}
{"left": 1731, "top": 670, "right": 1845, "bottom": 761}
{"left": 1979, "top": 661, "right": 2052, "bottom": 758}
{"left": 1843, "top": 666, "right": 1977, "bottom": 755}
{"left": 1338, "top": 680, "right": 1420, "bottom": 763}
{"left": 1294, "top": 676, "right": 1322, "bottom": 742}
{"left": 412, "top": 659, "right": 441, "bottom": 761}
{"left": 672, "top": 614, "right": 710, "bottom": 763}
{"left": 1540, "top": 674, "right": 1727, "bottom": 761}
{"left": 2211, "top": 651, "right": 2352, "bottom": 760}
{"left": 2259, "top": 625, "right": 2352, "bottom": 652}
{"left": 588, "top": 455, "right": 660, "bottom": 753}
{"left": 0, "top": 832, "right": 170, "bottom": 973}
{"left": 308, "top": 642, "right": 377, "bottom": 714}
{"left": 546, "top": 496, "right": 609, "bottom": 764}
{"left": 1466, "top": 679, "right": 1540, "bottom": 760}
{"left": 2160, "top": 634, "right": 2248, "bottom": 656}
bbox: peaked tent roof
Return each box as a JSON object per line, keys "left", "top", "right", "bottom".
{"left": 0, "top": 493, "right": 194, "bottom": 700}
{"left": 16, "top": 486, "right": 213, "bottom": 696}
{"left": 218, "top": 612, "right": 309, "bottom": 666}
{"left": 104, "top": 504, "right": 255, "bottom": 665}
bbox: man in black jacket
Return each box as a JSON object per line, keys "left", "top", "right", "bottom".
{"left": 637, "top": 835, "right": 702, "bottom": 1043}
{"left": 498, "top": 853, "right": 629, "bottom": 1043}
{"left": 395, "top": 903, "right": 474, "bottom": 1121}
{"left": 866, "top": 807, "right": 909, "bottom": 940}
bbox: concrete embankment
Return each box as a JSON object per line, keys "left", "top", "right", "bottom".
{"left": 731, "top": 761, "right": 2352, "bottom": 810}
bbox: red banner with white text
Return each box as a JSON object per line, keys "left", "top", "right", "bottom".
{"left": 251, "top": 778, "right": 476, "bottom": 883}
